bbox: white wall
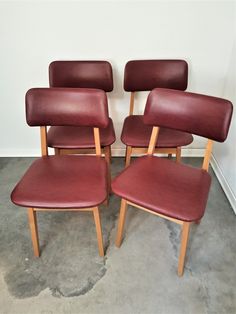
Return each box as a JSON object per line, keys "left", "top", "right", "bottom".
{"left": 0, "top": 1, "right": 234, "bottom": 156}
{"left": 212, "top": 38, "right": 236, "bottom": 213}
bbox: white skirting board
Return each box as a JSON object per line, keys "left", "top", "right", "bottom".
{"left": 210, "top": 155, "right": 236, "bottom": 214}
{"left": 110, "top": 147, "right": 206, "bottom": 157}
{"left": 0, "top": 147, "right": 206, "bottom": 157}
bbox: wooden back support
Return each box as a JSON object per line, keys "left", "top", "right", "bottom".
{"left": 40, "top": 126, "right": 102, "bottom": 157}
{"left": 147, "top": 125, "right": 214, "bottom": 172}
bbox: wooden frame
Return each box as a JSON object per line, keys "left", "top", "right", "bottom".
{"left": 125, "top": 92, "right": 182, "bottom": 166}
{"left": 28, "top": 206, "right": 104, "bottom": 257}
{"left": 125, "top": 146, "right": 181, "bottom": 167}
{"left": 27, "top": 126, "right": 106, "bottom": 257}
{"left": 116, "top": 126, "right": 214, "bottom": 276}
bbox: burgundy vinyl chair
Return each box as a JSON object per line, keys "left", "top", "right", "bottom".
{"left": 11, "top": 88, "right": 110, "bottom": 257}
{"left": 122, "top": 60, "right": 193, "bottom": 166}
{"left": 112, "top": 88, "right": 233, "bottom": 276}
{"left": 47, "top": 61, "right": 115, "bottom": 169}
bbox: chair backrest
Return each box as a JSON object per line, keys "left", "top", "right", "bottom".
{"left": 26, "top": 88, "right": 109, "bottom": 128}
{"left": 49, "top": 61, "right": 113, "bottom": 92}
{"left": 144, "top": 88, "right": 233, "bottom": 143}
{"left": 26, "top": 88, "right": 109, "bottom": 156}
{"left": 124, "top": 60, "right": 188, "bottom": 92}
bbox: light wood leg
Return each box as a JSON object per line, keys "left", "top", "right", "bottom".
{"left": 54, "top": 148, "right": 60, "bottom": 155}
{"left": 115, "top": 199, "right": 128, "bottom": 247}
{"left": 176, "top": 147, "right": 181, "bottom": 163}
{"left": 28, "top": 208, "right": 40, "bottom": 257}
{"left": 93, "top": 207, "right": 104, "bottom": 257}
{"left": 125, "top": 146, "right": 132, "bottom": 167}
{"left": 104, "top": 146, "right": 111, "bottom": 200}
{"left": 178, "top": 222, "right": 190, "bottom": 276}
{"left": 168, "top": 153, "right": 172, "bottom": 159}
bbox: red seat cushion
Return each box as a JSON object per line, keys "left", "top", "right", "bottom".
{"left": 47, "top": 118, "right": 115, "bottom": 149}
{"left": 121, "top": 115, "right": 193, "bottom": 148}
{"left": 112, "top": 156, "right": 211, "bottom": 222}
{"left": 11, "top": 155, "right": 108, "bottom": 209}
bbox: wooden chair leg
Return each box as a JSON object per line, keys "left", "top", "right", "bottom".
{"left": 176, "top": 147, "right": 181, "bottom": 163}
{"left": 28, "top": 208, "right": 40, "bottom": 257}
{"left": 168, "top": 154, "right": 172, "bottom": 159}
{"left": 125, "top": 146, "right": 132, "bottom": 167}
{"left": 115, "top": 199, "right": 128, "bottom": 247}
{"left": 104, "top": 146, "right": 111, "bottom": 200}
{"left": 93, "top": 207, "right": 104, "bottom": 257}
{"left": 54, "top": 148, "right": 60, "bottom": 155}
{"left": 178, "top": 222, "right": 190, "bottom": 276}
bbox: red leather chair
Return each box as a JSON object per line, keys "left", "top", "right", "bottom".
{"left": 47, "top": 61, "right": 115, "bottom": 169}
{"left": 11, "top": 88, "right": 109, "bottom": 257}
{"left": 112, "top": 88, "right": 233, "bottom": 276}
{"left": 122, "top": 60, "right": 193, "bottom": 166}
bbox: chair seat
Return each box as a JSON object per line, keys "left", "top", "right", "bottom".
{"left": 47, "top": 118, "right": 116, "bottom": 149}
{"left": 112, "top": 156, "right": 211, "bottom": 222}
{"left": 11, "top": 155, "right": 108, "bottom": 209}
{"left": 121, "top": 115, "right": 193, "bottom": 148}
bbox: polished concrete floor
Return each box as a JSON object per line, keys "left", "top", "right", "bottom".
{"left": 0, "top": 157, "right": 235, "bottom": 314}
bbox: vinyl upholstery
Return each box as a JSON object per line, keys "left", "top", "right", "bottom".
{"left": 26, "top": 88, "right": 109, "bottom": 128}
{"left": 48, "top": 60, "right": 115, "bottom": 149}
{"left": 144, "top": 88, "right": 233, "bottom": 142}
{"left": 11, "top": 156, "right": 108, "bottom": 209}
{"left": 47, "top": 118, "right": 116, "bottom": 149}
{"left": 124, "top": 60, "right": 188, "bottom": 92}
{"left": 112, "top": 156, "right": 211, "bottom": 222}
{"left": 122, "top": 59, "right": 192, "bottom": 149}
{"left": 121, "top": 115, "right": 193, "bottom": 148}
{"left": 49, "top": 60, "right": 113, "bottom": 92}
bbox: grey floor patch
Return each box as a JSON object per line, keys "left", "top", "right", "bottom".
{"left": 0, "top": 157, "right": 236, "bottom": 314}
{"left": 0, "top": 157, "right": 122, "bottom": 299}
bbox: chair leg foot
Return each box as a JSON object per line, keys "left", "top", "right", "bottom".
{"left": 93, "top": 207, "right": 104, "bottom": 257}
{"left": 176, "top": 147, "right": 181, "bottom": 163}
{"left": 28, "top": 208, "right": 40, "bottom": 257}
{"left": 115, "top": 199, "right": 128, "bottom": 247}
{"left": 125, "top": 146, "right": 132, "bottom": 167}
{"left": 178, "top": 222, "right": 190, "bottom": 276}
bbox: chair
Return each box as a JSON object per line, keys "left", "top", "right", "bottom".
{"left": 11, "top": 88, "right": 110, "bottom": 257}
{"left": 112, "top": 88, "right": 233, "bottom": 276}
{"left": 121, "top": 60, "right": 193, "bottom": 166}
{"left": 47, "top": 61, "right": 115, "bottom": 170}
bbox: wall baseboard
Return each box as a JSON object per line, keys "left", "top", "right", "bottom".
{"left": 210, "top": 155, "right": 236, "bottom": 214}
{"left": 0, "top": 147, "right": 206, "bottom": 157}
{"left": 111, "top": 147, "right": 205, "bottom": 157}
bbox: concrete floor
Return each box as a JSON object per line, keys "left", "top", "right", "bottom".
{"left": 0, "top": 157, "right": 235, "bottom": 314}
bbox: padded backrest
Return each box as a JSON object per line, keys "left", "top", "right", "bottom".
{"left": 49, "top": 61, "right": 113, "bottom": 92}
{"left": 124, "top": 60, "right": 188, "bottom": 92}
{"left": 26, "top": 88, "right": 109, "bottom": 128}
{"left": 144, "top": 88, "right": 233, "bottom": 142}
